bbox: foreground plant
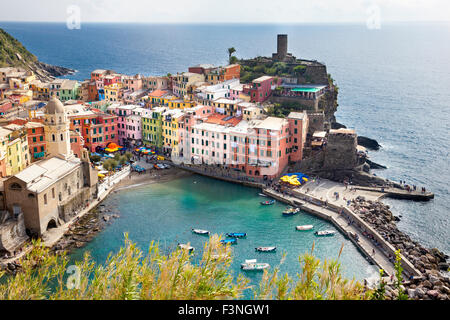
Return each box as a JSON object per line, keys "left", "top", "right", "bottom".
{"left": 0, "top": 236, "right": 372, "bottom": 300}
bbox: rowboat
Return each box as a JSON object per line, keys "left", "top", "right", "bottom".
{"left": 220, "top": 238, "right": 238, "bottom": 245}
{"left": 178, "top": 244, "right": 195, "bottom": 252}
{"left": 282, "top": 207, "right": 300, "bottom": 216}
{"left": 315, "top": 230, "right": 336, "bottom": 237}
{"left": 241, "top": 259, "right": 270, "bottom": 271}
{"left": 255, "top": 246, "right": 277, "bottom": 253}
{"left": 296, "top": 225, "right": 314, "bottom": 231}
{"left": 226, "top": 232, "right": 247, "bottom": 238}
{"left": 261, "top": 200, "right": 276, "bottom": 206}
{"left": 192, "top": 229, "right": 210, "bottom": 236}
{"left": 258, "top": 193, "right": 268, "bottom": 197}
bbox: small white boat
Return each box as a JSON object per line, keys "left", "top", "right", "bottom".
{"left": 315, "top": 230, "right": 336, "bottom": 237}
{"left": 178, "top": 244, "right": 195, "bottom": 252}
{"left": 283, "top": 207, "right": 300, "bottom": 216}
{"left": 258, "top": 193, "right": 268, "bottom": 197}
{"left": 296, "top": 225, "right": 314, "bottom": 231}
{"left": 255, "top": 246, "right": 277, "bottom": 253}
{"left": 192, "top": 229, "right": 210, "bottom": 236}
{"left": 241, "top": 259, "right": 270, "bottom": 271}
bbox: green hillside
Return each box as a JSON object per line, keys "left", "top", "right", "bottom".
{"left": 0, "top": 28, "right": 38, "bottom": 68}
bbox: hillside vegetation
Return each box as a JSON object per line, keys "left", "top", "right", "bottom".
{"left": 0, "top": 28, "right": 73, "bottom": 80}
{"left": 0, "top": 28, "right": 38, "bottom": 68}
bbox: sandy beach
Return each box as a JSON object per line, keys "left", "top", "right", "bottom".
{"left": 114, "top": 165, "right": 193, "bottom": 192}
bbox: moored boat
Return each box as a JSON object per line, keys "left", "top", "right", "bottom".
{"left": 178, "top": 243, "right": 195, "bottom": 252}
{"left": 255, "top": 246, "right": 277, "bottom": 252}
{"left": 315, "top": 230, "right": 336, "bottom": 237}
{"left": 261, "top": 200, "right": 276, "bottom": 206}
{"left": 220, "top": 238, "right": 238, "bottom": 245}
{"left": 192, "top": 229, "right": 210, "bottom": 236}
{"left": 241, "top": 259, "right": 270, "bottom": 271}
{"left": 296, "top": 225, "right": 314, "bottom": 231}
{"left": 282, "top": 207, "right": 300, "bottom": 216}
{"left": 258, "top": 193, "right": 268, "bottom": 197}
{"left": 226, "top": 232, "right": 247, "bottom": 238}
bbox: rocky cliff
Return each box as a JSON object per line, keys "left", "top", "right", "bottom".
{"left": 0, "top": 28, "right": 74, "bottom": 81}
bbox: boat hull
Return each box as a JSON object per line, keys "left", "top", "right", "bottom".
{"left": 192, "top": 229, "right": 210, "bottom": 236}
{"left": 255, "top": 247, "right": 277, "bottom": 252}
{"left": 226, "top": 233, "right": 247, "bottom": 238}
{"left": 315, "top": 231, "right": 336, "bottom": 237}
{"left": 296, "top": 225, "right": 314, "bottom": 231}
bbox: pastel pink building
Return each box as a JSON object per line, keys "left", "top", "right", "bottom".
{"left": 122, "top": 74, "right": 143, "bottom": 92}
{"left": 111, "top": 105, "right": 145, "bottom": 147}
{"left": 181, "top": 112, "right": 298, "bottom": 180}
{"left": 245, "top": 76, "right": 281, "bottom": 103}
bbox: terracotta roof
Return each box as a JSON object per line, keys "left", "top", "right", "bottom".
{"left": 205, "top": 114, "right": 241, "bottom": 127}
{"left": 149, "top": 90, "right": 168, "bottom": 98}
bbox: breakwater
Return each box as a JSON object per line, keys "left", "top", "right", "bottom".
{"left": 262, "top": 186, "right": 449, "bottom": 300}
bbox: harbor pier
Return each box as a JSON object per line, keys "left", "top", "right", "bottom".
{"left": 262, "top": 186, "right": 422, "bottom": 279}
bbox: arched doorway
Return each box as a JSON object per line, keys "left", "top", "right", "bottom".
{"left": 46, "top": 219, "right": 57, "bottom": 231}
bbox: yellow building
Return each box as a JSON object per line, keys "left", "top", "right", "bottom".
{"left": 167, "top": 99, "right": 195, "bottom": 110}
{"left": 1, "top": 125, "right": 30, "bottom": 176}
{"left": 105, "top": 83, "right": 123, "bottom": 102}
{"left": 31, "top": 80, "right": 51, "bottom": 100}
{"left": 161, "top": 109, "right": 184, "bottom": 156}
{"left": 5, "top": 124, "right": 31, "bottom": 175}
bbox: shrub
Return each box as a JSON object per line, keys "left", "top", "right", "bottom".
{"left": 0, "top": 237, "right": 372, "bottom": 300}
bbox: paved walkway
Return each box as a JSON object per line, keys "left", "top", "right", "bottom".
{"left": 264, "top": 188, "right": 397, "bottom": 278}
{"left": 297, "top": 179, "right": 384, "bottom": 208}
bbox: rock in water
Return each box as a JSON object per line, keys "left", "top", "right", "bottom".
{"left": 358, "top": 136, "right": 381, "bottom": 151}
{"left": 331, "top": 121, "right": 347, "bottom": 129}
{"left": 366, "top": 159, "right": 387, "bottom": 169}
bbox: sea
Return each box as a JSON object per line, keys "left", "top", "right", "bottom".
{"left": 0, "top": 22, "right": 448, "bottom": 286}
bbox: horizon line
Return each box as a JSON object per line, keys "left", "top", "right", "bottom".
{"left": 1, "top": 20, "right": 449, "bottom": 25}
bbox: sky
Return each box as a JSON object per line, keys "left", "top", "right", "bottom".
{"left": 0, "top": 0, "right": 449, "bottom": 24}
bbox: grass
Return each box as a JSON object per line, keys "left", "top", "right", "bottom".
{"left": 0, "top": 234, "right": 378, "bottom": 300}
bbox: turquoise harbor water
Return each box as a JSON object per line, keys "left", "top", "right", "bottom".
{"left": 69, "top": 175, "right": 378, "bottom": 289}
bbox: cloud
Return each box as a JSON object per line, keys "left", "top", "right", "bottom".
{"left": 0, "top": 0, "right": 449, "bottom": 23}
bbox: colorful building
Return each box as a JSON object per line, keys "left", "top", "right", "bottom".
{"left": 205, "top": 64, "right": 241, "bottom": 84}
{"left": 24, "top": 122, "right": 46, "bottom": 161}
{"left": 246, "top": 76, "right": 281, "bottom": 103}
{"left": 104, "top": 83, "right": 123, "bottom": 103}
{"left": 66, "top": 103, "right": 119, "bottom": 152}
{"left": 161, "top": 109, "right": 184, "bottom": 155}
{"left": 141, "top": 107, "right": 167, "bottom": 150}
{"left": 172, "top": 72, "right": 205, "bottom": 99}
{"left": 3, "top": 124, "right": 30, "bottom": 176}
{"left": 143, "top": 76, "right": 169, "bottom": 91}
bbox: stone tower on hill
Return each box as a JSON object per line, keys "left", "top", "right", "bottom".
{"left": 272, "top": 34, "right": 297, "bottom": 63}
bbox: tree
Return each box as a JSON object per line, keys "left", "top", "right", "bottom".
{"left": 124, "top": 152, "right": 133, "bottom": 161}
{"left": 229, "top": 56, "right": 238, "bottom": 65}
{"left": 103, "top": 159, "right": 118, "bottom": 171}
{"left": 118, "top": 155, "right": 127, "bottom": 166}
{"left": 228, "top": 47, "right": 236, "bottom": 64}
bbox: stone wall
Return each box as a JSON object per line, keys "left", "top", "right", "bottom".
{"left": 269, "top": 95, "right": 319, "bottom": 111}
{"left": 323, "top": 131, "right": 358, "bottom": 170}
{"left": 306, "top": 112, "right": 325, "bottom": 135}
{"left": 0, "top": 213, "right": 28, "bottom": 255}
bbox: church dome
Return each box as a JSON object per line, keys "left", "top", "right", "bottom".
{"left": 46, "top": 97, "right": 65, "bottom": 114}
